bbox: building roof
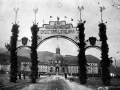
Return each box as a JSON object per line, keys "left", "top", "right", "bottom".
{"left": 51, "top": 46, "right": 64, "bottom": 61}
{"left": 52, "top": 54, "right": 64, "bottom": 61}
{"left": 38, "top": 62, "right": 48, "bottom": 65}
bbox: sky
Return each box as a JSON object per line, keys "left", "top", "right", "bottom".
{"left": 0, "top": 0, "right": 120, "bottom": 64}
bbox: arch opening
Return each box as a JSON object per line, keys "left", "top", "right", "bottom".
{"left": 37, "top": 35, "right": 79, "bottom": 49}
{"left": 16, "top": 46, "right": 31, "bottom": 52}
{"left": 85, "top": 47, "right": 102, "bottom": 77}
{"left": 85, "top": 46, "right": 102, "bottom": 52}
{"left": 85, "top": 47, "right": 101, "bottom": 60}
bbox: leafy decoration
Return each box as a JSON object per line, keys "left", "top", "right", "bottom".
{"left": 99, "top": 23, "right": 111, "bottom": 85}
{"left": 77, "top": 22, "right": 87, "bottom": 84}
{"left": 30, "top": 24, "right": 38, "bottom": 83}
{"left": 10, "top": 24, "right": 19, "bottom": 82}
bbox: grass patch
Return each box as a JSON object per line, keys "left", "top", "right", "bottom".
{"left": 68, "top": 76, "right": 120, "bottom": 89}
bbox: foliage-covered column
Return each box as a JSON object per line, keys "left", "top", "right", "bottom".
{"left": 30, "top": 24, "right": 38, "bottom": 83}
{"left": 10, "top": 24, "right": 19, "bottom": 82}
{"left": 77, "top": 22, "right": 87, "bottom": 84}
{"left": 99, "top": 23, "right": 111, "bottom": 85}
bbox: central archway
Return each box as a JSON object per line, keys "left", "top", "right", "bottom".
{"left": 37, "top": 35, "right": 79, "bottom": 49}
{"left": 37, "top": 36, "right": 79, "bottom": 75}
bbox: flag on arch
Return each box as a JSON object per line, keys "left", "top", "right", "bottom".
{"left": 102, "top": 6, "right": 106, "bottom": 10}
{"left": 81, "top": 6, "right": 84, "bottom": 10}
{"left": 65, "top": 16, "right": 67, "bottom": 18}
{"left": 71, "top": 18, "right": 73, "bottom": 21}
{"left": 57, "top": 16, "right": 60, "bottom": 21}
{"left": 100, "top": 6, "right": 105, "bottom": 12}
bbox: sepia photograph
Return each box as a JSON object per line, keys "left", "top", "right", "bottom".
{"left": 0, "top": 0, "right": 120, "bottom": 90}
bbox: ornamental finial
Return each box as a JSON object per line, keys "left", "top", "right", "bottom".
{"left": 33, "top": 8, "right": 38, "bottom": 24}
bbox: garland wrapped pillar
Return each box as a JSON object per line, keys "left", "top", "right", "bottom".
{"left": 77, "top": 22, "right": 87, "bottom": 84}
{"left": 30, "top": 24, "right": 38, "bottom": 83}
{"left": 10, "top": 24, "right": 19, "bottom": 82}
{"left": 99, "top": 23, "right": 111, "bottom": 85}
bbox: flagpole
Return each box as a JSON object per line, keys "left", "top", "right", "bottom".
{"left": 33, "top": 0, "right": 38, "bottom": 25}
{"left": 35, "top": 0, "right": 38, "bottom": 8}
{"left": 43, "top": 19, "right": 44, "bottom": 25}
{"left": 78, "top": 6, "right": 83, "bottom": 23}
{"left": 114, "top": 57, "right": 117, "bottom": 68}
{"left": 79, "top": 0, "right": 83, "bottom": 22}
{"left": 14, "top": 0, "right": 19, "bottom": 24}
{"left": 80, "top": 9, "right": 81, "bottom": 22}
{"left": 100, "top": 0, "right": 102, "bottom": 7}
{"left": 101, "top": 7, "right": 103, "bottom": 23}
{"left": 99, "top": 0, "right": 105, "bottom": 23}
{"left": 80, "top": 0, "right": 81, "bottom": 8}
{"left": 100, "top": 0, "right": 102, "bottom": 23}
{"left": 33, "top": 8, "right": 38, "bottom": 24}
{"left": 14, "top": 8, "right": 19, "bottom": 24}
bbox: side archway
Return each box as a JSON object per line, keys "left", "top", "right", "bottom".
{"left": 16, "top": 37, "right": 31, "bottom": 80}
{"left": 85, "top": 37, "right": 102, "bottom": 77}
{"left": 85, "top": 46, "right": 102, "bottom": 52}
{"left": 16, "top": 37, "right": 31, "bottom": 51}
{"left": 16, "top": 46, "right": 31, "bottom": 52}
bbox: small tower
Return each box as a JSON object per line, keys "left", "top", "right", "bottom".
{"left": 56, "top": 45, "right": 60, "bottom": 54}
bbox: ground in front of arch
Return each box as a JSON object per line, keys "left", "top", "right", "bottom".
{"left": 0, "top": 73, "right": 120, "bottom": 90}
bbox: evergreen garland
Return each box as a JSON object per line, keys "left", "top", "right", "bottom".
{"left": 99, "top": 23, "right": 111, "bottom": 85}
{"left": 30, "top": 24, "right": 38, "bottom": 83}
{"left": 77, "top": 22, "right": 87, "bottom": 84}
{"left": 10, "top": 24, "right": 19, "bottom": 82}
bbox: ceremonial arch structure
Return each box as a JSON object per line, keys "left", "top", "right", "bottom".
{"left": 6, "top": 20, "right": 111, "bottom": 85}
{"left": 37, "top": 21, "right": 79, "bottom": 48}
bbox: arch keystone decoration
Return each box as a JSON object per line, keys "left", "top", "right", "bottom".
{"left": 85, "top": 37, "right": 102, "bottom": 50}
{"left": 22, "top": 37, "right": 28, "bottom": 46}
{"left": 89, "top": 37, "right": 97, "bottom": 46}
{"left": 16, "top": 37, "right": 31, "bottom": 50}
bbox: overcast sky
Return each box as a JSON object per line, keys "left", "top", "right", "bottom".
{"left": 0, "top": 0, "right": 120, "bottom": 64}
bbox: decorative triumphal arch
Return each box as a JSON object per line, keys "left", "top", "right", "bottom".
{"left": 17, "top": 22, "right": 102, "bottom": 52}
{"left": 6, "top": 20, "right": 111, "bottom": 85}
{"left": 17, "top": 37, "right": 31, "bottom": 51}
{"left": 5, "top": 2, "right": 111, "bottom": 85}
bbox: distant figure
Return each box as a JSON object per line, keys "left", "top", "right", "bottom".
{"left": 65, "top": 73, "right": 67, "bottom": 79}
{"left": 39, "top": 73, "right": 40, "bottom": 78}
{"left": 18, "top": 71, "right": 21, "bottom": 79}
{"left": 23, "top": 72, "right": 26, "bottom": 80}
{"left": 70, "top": 78, "right": 74, "bottom": 82}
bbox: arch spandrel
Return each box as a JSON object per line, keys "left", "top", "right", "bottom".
{"left": 37, "top": 21, "right": 79, "bottom": 45}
